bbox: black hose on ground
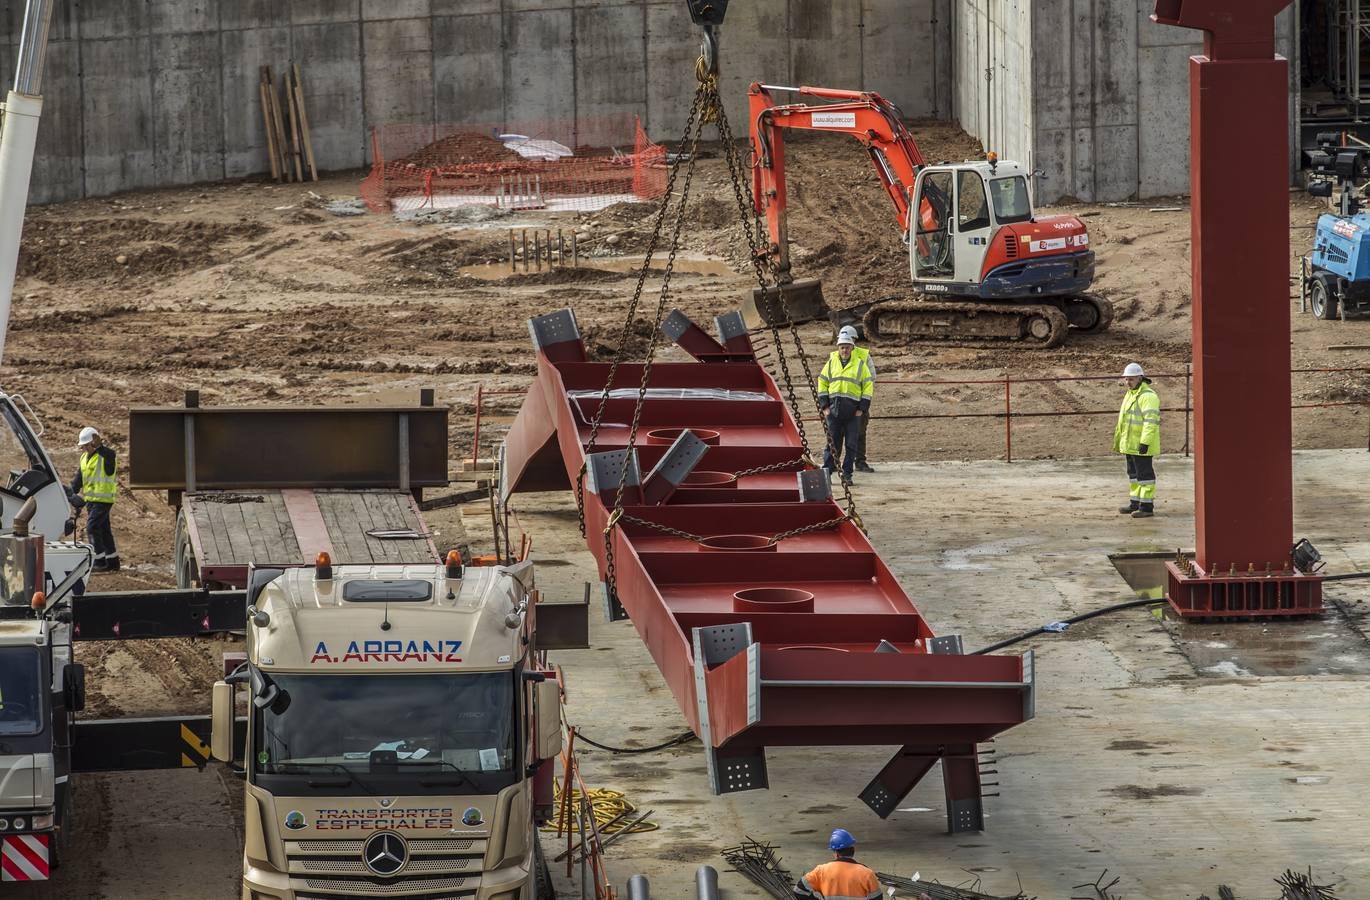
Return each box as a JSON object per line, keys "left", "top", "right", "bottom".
{"left": 574, "top": 729, "right": 698, "bottom": 754}
{"left": 970, "top": 596, "right": 1162, "bottom": 655}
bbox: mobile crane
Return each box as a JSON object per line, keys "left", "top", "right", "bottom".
{"left": 747, "top": 83, "right": 1113, "bottom": 348}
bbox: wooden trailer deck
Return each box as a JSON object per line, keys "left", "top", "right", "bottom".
{"left": 181, "top": 488, "right": 439, "bottom": 587}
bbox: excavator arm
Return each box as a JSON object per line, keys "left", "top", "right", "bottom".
{"left": 749, "top": 83, "right": 927, "bottom": 283}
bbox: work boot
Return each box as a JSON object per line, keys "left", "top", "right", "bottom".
{"left": 1131, "top": 508, "right": 1154, "bottom": 519}
{"left": 856, "top": 462, "right": 875, "bottom": 474}
{"left": 105, "top": 557, "right": 121, "bottom": 572}
{"left": 1119, "top": 504, "right": 1139, "bottom": 515}
{"left": 840, "top": 475, "right": 854, "bottom": 487}
{"left": 90, "top": 560, "right": 109, "bottom": 573}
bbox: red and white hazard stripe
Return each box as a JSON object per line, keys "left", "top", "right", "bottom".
{"left": 0, "top": 834, "right": 49, "bottom": 881}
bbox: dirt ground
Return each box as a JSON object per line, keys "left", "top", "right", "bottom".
{"left": 5, "top": 124, "right": 1367, "bottom": 896}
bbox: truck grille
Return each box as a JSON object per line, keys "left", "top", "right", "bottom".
{"left": 285, "top": 836, "right": 488, "bottom": 895}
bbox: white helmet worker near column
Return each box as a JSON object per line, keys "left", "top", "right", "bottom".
{"left": 1113, "top": 362, "right": 1160, "bottom": 518}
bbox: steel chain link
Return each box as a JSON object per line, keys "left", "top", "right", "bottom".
{"left": 576, "top": 82, "right": 709, "bottom": 538}
{"left": 711, "top": 93, "right": 862, "bottom": 522}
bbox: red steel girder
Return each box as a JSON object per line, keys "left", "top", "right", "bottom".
{"left": 1152, "top": 0, "right": 1323, "bottom": 617}
{"left": 506, "top": 308, "right": 1033, "bottom": 831}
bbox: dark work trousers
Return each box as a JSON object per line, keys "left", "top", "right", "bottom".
{"left": 1124, "top": 454, "right": 1156, "bottom": 512}
{"left": 823, "top": 402, "right": 862, "bottom": 479}
{"left": 86, "top": 501, "right": 119, "bottom": 565}
{"left": 855, "top": 409, "right": 871, "bottom": 465}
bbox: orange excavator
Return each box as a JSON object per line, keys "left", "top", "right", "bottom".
{"left": 745, "top": 83, "right": 1113, "bottom": 348}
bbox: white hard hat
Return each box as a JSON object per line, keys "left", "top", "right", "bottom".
{"left": 1123, "top": 363, "right": 1144, "bottom": 378}
{"left": 836, "top": 326, "right": 859, "bottom": 346}
{"left": 76, "top": 426, "right": 99, "bottom": 448}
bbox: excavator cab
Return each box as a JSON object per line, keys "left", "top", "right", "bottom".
{"left": 910, "top": 162, "right": 1034, "bottom": 289}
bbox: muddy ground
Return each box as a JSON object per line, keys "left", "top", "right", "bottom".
{"left": 5, "top": 124, "right": 1367, "bottom": 896}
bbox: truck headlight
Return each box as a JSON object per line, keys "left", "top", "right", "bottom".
{"left": 30, "top": 813, "right": 53, "bottom": 830}
{"left": 11, "top": 818, "right": 23, "bottom": 830}
{"left": 0, "top": 819, "right": 9, "bottom": 831}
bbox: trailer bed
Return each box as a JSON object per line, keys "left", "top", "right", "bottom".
{"left": 182, "top": 489, "right": 437, "bottom": 587}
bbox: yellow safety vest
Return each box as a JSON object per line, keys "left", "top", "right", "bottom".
{"left": 818, "top": 351, "right": 874, "bottom": 403}
{"left": 1112, "top": 383, "right": 1160, "bottom": 456}
{"left": 80, "top": 450, "right": 117, "bottom": 504}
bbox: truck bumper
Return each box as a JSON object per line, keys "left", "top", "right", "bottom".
{"left": 242, "top": 855, "right": 532, "bottom": 899}
{"left": 0, "top": 832, "right": 52, "bottom": 881}
{"left": 980, "top": 250, "right": 1096, "bottom": 298}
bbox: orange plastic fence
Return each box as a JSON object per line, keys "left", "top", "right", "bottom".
{"left": 361, "top": 115, "right": 667, "bottom": 213}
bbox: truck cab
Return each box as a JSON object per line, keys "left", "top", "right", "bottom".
{"left": 910, "top": 160, "right": 1095, "bottom": 300}
{"left": 212, "top": 558, "right": 562, "bottom": 900}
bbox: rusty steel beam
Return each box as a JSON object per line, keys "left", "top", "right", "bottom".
{"left": 1152, "top": 0, "right": 1323, "bottom": 617}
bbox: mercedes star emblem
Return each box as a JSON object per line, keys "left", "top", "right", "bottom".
{"left": 362, "top": 831, "right": 409, "bottom": 876}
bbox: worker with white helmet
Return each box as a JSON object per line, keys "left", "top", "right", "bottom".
{"left": 817, "top": 327, "right": 874, "bottom": 486}
{"left": 838, "top": 325, "right": 878, "bottom": 474}
{"left": 70, "top": 426, "right": 120, "bottom": 571}
{"left": 1112, "top": 363, "right": 1161, "bottom": 518}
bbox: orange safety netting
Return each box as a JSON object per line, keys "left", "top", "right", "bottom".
{"left": 360, "top": 115, "right": 667, "bottom": 214}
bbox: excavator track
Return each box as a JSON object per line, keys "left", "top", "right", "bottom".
{"left": 862, "top": 299, "right": 1071, "bottom": 349}
{"left": 1049, "top": 293, "right": 1115, "bottom": 334}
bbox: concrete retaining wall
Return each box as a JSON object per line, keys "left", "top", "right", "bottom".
{"left": 2, "top": 0, "right": 952, "bottom": 204}
{"left": 986, "top": 0, "right": 1293, "bottom": 202}
{"left": 952, "top": 0, "right": 1032, "bottom": 170}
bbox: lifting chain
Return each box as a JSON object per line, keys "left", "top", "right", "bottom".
{"left": 600, "top": 62, "right": 720, "bottom": 600}
{"left": 576, "top": 77, "right": 711, "bottom": 538}
{"left": 710, "top": 83, "right": 861, "bottom": 521}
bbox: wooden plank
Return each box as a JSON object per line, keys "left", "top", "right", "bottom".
{"left": 348, "top": 490, "right": 385, "bottom": 564}
{"left": 281, "top": 489, "right": 336, "bottom": 563}
{"left": 189, "top": 499, "right": 225, "bottom": 566}
{"left": 269, "top": 492, "right": 303, "bottom": 560}
{"left": 318, "top": 491, "right": 370, "bottom": 566}
{"left": 258, "top": 73, "right": 280, "bottom": 182}
{"left": 292, "top": 63, "right": 318, "bottom": 181}
{"left": 208, "top": 498, "right": 253, "bottom": 565}
{"left": 282, "top": 69, "right": 303, "bottom": 182}
{"left": 264, "top": 65, "right": 292, "bottom": 183}
{"left": 241, "top": 500, "right": 278, "bottom": 564}
{"left": 363, "top": 492, "right": 400, "bottom": 564}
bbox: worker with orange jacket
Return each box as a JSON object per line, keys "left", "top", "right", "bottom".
{"left": 792, "top": 829, "right": 884, "bottom": 900}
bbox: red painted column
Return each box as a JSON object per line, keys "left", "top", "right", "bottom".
{"left": 1154, "top": 1, "right": 1293, "bottom": 573}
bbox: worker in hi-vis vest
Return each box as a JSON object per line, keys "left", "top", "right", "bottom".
{"left": 70, "top": 426, "right": 120, "bottom": 572}
{"left": 1113, "top": 362, "right": 1161, "bottom": 519}
{"left": 818, "top": 327, "right": 874, "bottom": 487}
{"left": 793, "top": 829, "right": 895, "bottom": 900}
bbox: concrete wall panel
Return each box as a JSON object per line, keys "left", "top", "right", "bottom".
{"left": 863, "top": 0, "right": 946, "bottom": 119}
{"left": 79, "top": 0, "right": 146, "bottom": 41}
{"left": 19, "top": 0, "right": 947, "bottom": 201}
{"left": 220, "top": 27, "right": 290, "bottom": 178}
{"left": 30, "top": 41, "right": 82, "bottom": 204}
{"left": 81, "top": 37, "right": 155, "bottom": 194}
{"left": 220, "top": 1, "right": 289, "bottom": 31}
{"left": 790, "top": 0, "right": 861, "bottom": 89}
{"left": 1136, "top": 43, "right": 1194, "bottom": 198}
{"left": 292, "top": 22, "right": 364, "bottom": 170}
{"left": 575, "top": 4, "right": 646, "bottom": 127}
{"left": 718, "top": 0, "right": 788, "bottom": 135}
{"left": 291, "top": 2, "right": 360, "bottom": 26}
{"left": 362, "top": 17, "right": 434, "bottom": 126}
{"left": 152, "top": 32, "right": 224, "bottom": 185}
{"left": 363, "top": 0, "right": 430, "bottom": 21}
{"left": 504, "top": 9, "right": 573, "bottom": 128}
{"left": 150, "top": 1, "right": 214, "bottom": 34}
{"left": 432, "top": 13, "right": 503, "bottom": 126}
{"left": 644, "top": 3, "right": 696, "bottom": 139}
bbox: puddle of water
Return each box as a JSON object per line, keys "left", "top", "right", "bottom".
{"left": 460, "top": 253, "right": 732, "bottom": 280}
{"left": 1107, "top": 553, "right": 1370, "bottom": 677}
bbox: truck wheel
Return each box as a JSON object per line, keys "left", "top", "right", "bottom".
{"left": 1310, "top": 275, "right": 1339, "bottom": 321}
{"left": 174, "top": 510, "right": 200, "bottom": 590}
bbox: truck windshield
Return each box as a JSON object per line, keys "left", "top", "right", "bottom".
{"left": 0, "top": 647, "right": 43, "bottom": 736}
{"left": 254, "top": 672, "right": 517, "bottom": 795}
{"left": 990, "top": 176, "right": 1033, "bottom": 224}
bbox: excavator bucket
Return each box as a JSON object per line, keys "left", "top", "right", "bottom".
{"left": 742, "top": 278, "right": 829, "bottom": 330}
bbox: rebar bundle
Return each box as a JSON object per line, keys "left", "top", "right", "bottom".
{"left": 1276, "top": 869, "right": 1337, "bottom": 900}
{"left": 877, "top": 871, "right": 1034, "bottom": 900}
{"left": 721, "top": 838, "right": 794, "bottom": 900}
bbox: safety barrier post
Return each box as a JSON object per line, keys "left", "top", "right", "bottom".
{"left": 1003, "top": 377, "right": 1012, "bottom": 463}
{"left": 1184, "top": 363, "right": 1192, "bottom": 457}
{"left": 472, "top": 384, "right": 483, "bottom": 470}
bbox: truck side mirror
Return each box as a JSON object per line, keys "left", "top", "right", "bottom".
{"left": 534, "top": 679, "right": 563, "bottom": 760}
{"left": 211, "top": 681, "right": 234, "bottom": 763}
{"left": 62, "top": 663, "right": 85, "bottom": 712}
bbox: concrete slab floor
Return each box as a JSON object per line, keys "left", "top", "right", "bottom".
{"left": 506, "top": 449, "right": 1370, "bottom": 899}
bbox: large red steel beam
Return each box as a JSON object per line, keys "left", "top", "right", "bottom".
{"left": 504, "top": 308, "right": 1034, "bottom": 832}
{"left": 1152, "top": 0, "right": 1323, "bottom": 617}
